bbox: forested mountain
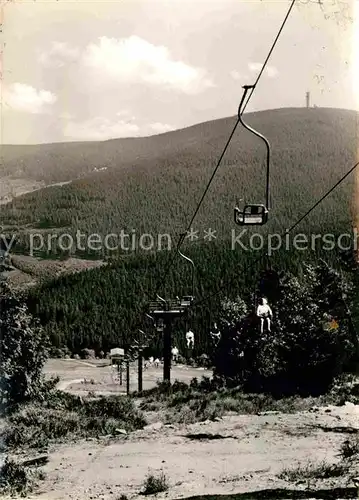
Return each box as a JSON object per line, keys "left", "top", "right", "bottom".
{"left": 27, "top": 242, "right": 354, "bottom": 355}
{"left": 1, "top": 107, "right": 358, "bottom": 258}
{"left": 2, "top": 107, "right": 358, "bottom": 354}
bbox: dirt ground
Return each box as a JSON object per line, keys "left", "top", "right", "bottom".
{"left": 11, "top": 360, "right": 359, "bottom": 500}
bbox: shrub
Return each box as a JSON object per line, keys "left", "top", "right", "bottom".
{"left": 196, "top": 353, "right": 211, "bottom": 368}
{"left": 278, "top": 460, "right": 349, "bottom": 481}
{"left": 214, "top": 262, "right": 357, "bottom": 396}
{"left": 176, "top": 354, "right": 186, "bottom": 365}
{"left": 141, "top": 472, "right": 169, "bottom": 495}
{"left": 3, "top": 392, "right": 147, "bottom": 450}
{"left": 0, "top": 282, "right": 52, "bottom": 414}
{"left": 340, "top": 436, "right": 359, "bottom": 461}
{"left": 81, "top": 348, "right": 96, "bottom": 359}
{"left": 0, "top": 458, "right": 33, "bottom": 497}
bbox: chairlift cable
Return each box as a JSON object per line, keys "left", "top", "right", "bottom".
{"left": 189, "top": 160, "right": 359, "bottom": 310}
{"left": 286, "top": 161, "right": 359, "bottom": 233}
{"left": 152, "top": 0, "right": 297, "bottom": 295}
{"left": 177, "top": 0, "right": 297, "bottom": 248}
{"left": 241, "top": 0, "right": 297, "bottom": 116}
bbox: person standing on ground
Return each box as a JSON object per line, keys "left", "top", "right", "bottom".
{"left": 171, "top": 346, "right": 179, "bottom": 363}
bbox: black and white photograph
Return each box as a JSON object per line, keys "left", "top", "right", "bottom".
{"left": 1, "top": 0, "right": 359, "bottom": 498}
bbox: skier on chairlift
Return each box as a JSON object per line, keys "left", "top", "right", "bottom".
{"left": 256, "top": 297, "right": 273, "bottom": 334}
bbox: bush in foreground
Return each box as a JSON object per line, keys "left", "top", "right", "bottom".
{"left": 340, "top": 435, "right": 359, "bottom": 462}
{"left": 141, "top": 472, "right": 169, "bottom": 495}
{"left": 3, "top": 392, "right": 147, "bottom": 450}
{"left": 0, "top": 281, "right": 53, "bottom": 415}
{"left": 137, "top": 374, "right": 359, "bottom": 425}
{"left": 214, "top": 262, "right": 357, "bottom": 396}
{"left": 0, "top": 458, "right": 34, "bottom": 497}
{"left": 278, "top": 460, "right": 350, "bottom": 482}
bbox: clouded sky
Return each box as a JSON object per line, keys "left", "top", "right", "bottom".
{"left": 0, "top": 0, "right": 357, "bottom": 144}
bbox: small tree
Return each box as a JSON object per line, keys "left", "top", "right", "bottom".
{"left": 219, "top": 297, "right": 248, "bottom": 329}
{"left": 271, "top": 266, "right": 354, "bottom": 395}
{"left": 0, "top": 281, "right": 51, "bottom": 414}
{"left": 213, "top": 297, "right": 248, "bottom": 384}
{"left": 213, "top": 262, "right": 357, "bottom": 395}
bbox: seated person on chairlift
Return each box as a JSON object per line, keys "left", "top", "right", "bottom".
{"left": 210, "top": 322, "right": 221, "bottom": 344}
{"left": 256, "top": 297, "right": 273, "bottom": 333}
{"left": 186, "top": 329, "right": 194, "bottom": 349}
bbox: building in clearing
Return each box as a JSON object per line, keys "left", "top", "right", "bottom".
{"left": 110, "top": 347, "right": 125, "bottom": 364}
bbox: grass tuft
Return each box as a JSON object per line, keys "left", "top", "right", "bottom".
{"left": 141, "top": 472, "right": 169, "bottom": 495}
{"left": 278, "top": 460, "right": 350, "bottom": 482}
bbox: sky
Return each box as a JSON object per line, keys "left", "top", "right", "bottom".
{"left": 0, "top": 0, "right": 357, "bottom": 144}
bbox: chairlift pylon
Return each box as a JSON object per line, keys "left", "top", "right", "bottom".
{"left": 154, "top": 296, "right": 167, "bottom": 329}
{"left": 234, "top": 84, "right": 271, "bottom": 226}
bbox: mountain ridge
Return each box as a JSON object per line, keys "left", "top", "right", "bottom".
{"left": 0, "top": 107, "right": 358, "bottom": 258}
{"left": 1, "top": 107, "right": 358, "bottom": 185}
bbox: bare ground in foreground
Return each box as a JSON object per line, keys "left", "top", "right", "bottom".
{"left": 5, "top": 360, "right": 359, "bottom": 500}
{"left": 15, "top": 405, "right": 359, "bottom": 500}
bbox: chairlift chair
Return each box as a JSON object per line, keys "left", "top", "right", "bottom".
{"left": 148, "top": 239, "right": 195, "bottom": 317}
{"left": 151, "top": 296, "right": 167, "bottom": 329}
{"left": 177, "top": 244, "right": 195, "bottom": 306}
{"left": 180, "top": 295, "right": 194, "bottom": 307}
{"left": 234, "top": 85, "right": 271, "bottom": 226}
{"left": 234, "top": 204, "right": 268, "bottom": 226}
{"left": 156, "top": 317, "right": 164, "bottom": 332}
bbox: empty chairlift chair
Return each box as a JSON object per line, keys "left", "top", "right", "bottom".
{"left": 234, "top": 85, "right": 271, "bottom": 226}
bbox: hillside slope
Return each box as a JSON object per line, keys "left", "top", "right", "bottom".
{"left": 1, "top": 107, "right": 358, "bottom": 257}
